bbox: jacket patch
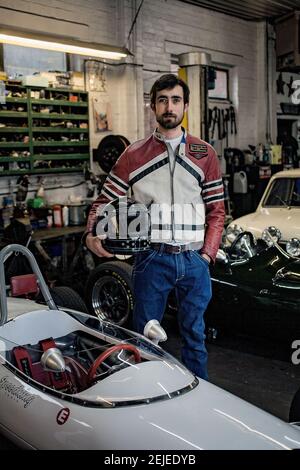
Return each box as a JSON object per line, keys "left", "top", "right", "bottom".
{"left": 189, "top": 144, "right": 208, "bottom": 159}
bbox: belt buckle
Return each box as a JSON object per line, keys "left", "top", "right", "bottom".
{"left": 173, "top": 244, "right": 182, "bottom": 254}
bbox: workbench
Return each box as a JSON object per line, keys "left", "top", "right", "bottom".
{"left": 31, "top": 225, "right": 86, "bottom": 277}
{"left": 32, "top": 225, "right": 85, "bottom": 241}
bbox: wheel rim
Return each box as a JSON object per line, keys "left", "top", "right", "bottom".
{"left": 91, "top": 275, "right": 131, "bottom": 325}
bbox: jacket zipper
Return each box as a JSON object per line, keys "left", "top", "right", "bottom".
{"left": 166, "top": 142, "right": 176, "bottom": 241}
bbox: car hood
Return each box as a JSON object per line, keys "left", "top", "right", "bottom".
{"left": 82, "top": 377, "right": 300, "bottom": 450}
{"left": 231, "top": 208, "right": 300, "bottom": 241}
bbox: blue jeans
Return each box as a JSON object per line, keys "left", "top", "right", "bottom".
{"left": 132, "top": 248, "right": 212, "bottom": 380}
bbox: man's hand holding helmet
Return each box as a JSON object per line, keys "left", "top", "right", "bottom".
{"left": 90, "top": 197, "right": 151, "bottom": 256}
{"left": 86, "top": 233, "right": 114, "bottom": 258}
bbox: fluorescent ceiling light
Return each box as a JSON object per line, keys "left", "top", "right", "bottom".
{"left": 0, "top": 29, "right": 129, "bottom": 60}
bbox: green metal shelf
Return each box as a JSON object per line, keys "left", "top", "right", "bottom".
{"left": 0, "top": 111, "right": 27, "bottom": 118}
{"left": 31, "top": 99, "right": 87, "bottom": 107}
{"left": 0, "top": 156, "right": 30, "bottom": 164}
{"left": 33, "top": 154, "right": 89, "bottom": 160}
{"left": 29, "top": 86, "right": 87, "bottom": 94}
{"left": 0, "top": 157, "right": 31, "bottom": 162}
{"left": 30, "top": 167, "right": 86, "bottom": 174}
{"left": 32, "top": 127, "right": 88, "bottom": 133}
{"left": 0, "top": 168, "right": 84, "bottom": 175}
{"left": 2, "top": 83, "right": 25, "bottom": 88}
{"left": 0, "top": 84, "right": 90, "bottom": 175}
{"left": 0, "top": 127, "right": 29, "bottom": 133}
{"left": 31, "top": 113, "right": 88, "bottom": 120}
{"left": 33, "top": 141, "right": 88, "bottom": 147}
{"left": 0, "top": 169, "right": 30, "bottom": 176}
{"left": 5, "top": 98, "right": 28, "bottom": 103}
{"left": 0, "top": 142, "right": 29, "bottom": 148}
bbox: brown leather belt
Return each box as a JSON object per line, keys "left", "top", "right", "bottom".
{"left": 150, "top": 242, "right": 202, "bottom": 254}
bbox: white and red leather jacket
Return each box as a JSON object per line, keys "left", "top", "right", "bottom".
{"left": 86, "top": 128, "right": 225, "bottom": 262}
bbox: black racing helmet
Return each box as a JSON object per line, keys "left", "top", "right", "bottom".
{"left": 93, "top": 197, "right": 151, "bottom": 254}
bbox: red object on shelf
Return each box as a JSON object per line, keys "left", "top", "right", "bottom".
{"left": 53, "top": 205, "right": 62, "bottom": 228}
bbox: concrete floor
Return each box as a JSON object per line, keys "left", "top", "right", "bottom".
{"left": 163, "top": 314, "right": 300, "bottom": 422}
{"left": 1, "top": 315, "right": 300, "bottom": 449}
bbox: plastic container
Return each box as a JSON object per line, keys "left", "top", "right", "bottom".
{"left": 62, "top": 206, "right": 69, "bottom": 227}
{"left": 233, "top": 171, "right": 248, "bottom": 194}
{"left": 52, "top": 205, "right": 62, "bottom": 228}
{"left": 47, "top": 209, "right": 53, "bottom": 228}
{"left": 69, "top": 204, "right": 87, "bottom": 226}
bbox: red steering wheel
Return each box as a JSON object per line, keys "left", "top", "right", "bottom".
{"left": 87, "top": 343, "right": 141, "bottom": 385}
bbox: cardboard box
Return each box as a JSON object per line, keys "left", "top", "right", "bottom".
{"left": 40, "top": 72, "right": 70, "bottom": 89}
{"left": 22, "top": 75, "right": 49, "bottom": 87}
{"left": 69, "top": 71, "right": 85, "bottom": 90}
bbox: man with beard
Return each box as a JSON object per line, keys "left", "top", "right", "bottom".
{"left": 84, "top": 74, "right": 225, "bottom": 380}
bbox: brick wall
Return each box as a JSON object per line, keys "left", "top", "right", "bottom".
{"left": 0, "top": 0, "right": 270, "bottom": 194}
{"left": 0, "top": 0, "right": 117, "bottom": 44}
{"left": 0, "top": 0, "right": 267, "bottom": 150}
{"left": 140, "top": 0, "right": 262, "bottom": 150}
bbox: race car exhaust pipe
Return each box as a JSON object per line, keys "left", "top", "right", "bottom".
{"left": 143, "top": 319, "right": 167, "bottom": 345}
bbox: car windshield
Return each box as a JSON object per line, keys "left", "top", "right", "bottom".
{"left": 0, "top": 308, "right": 197, "bottom": 407}
{"left": 263, "top": 178, "right": 300, "bottom": 207}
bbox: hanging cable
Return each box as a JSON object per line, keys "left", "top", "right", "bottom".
{"left": 266, "top": 20, "right": 271, "bottom": 144}
{"left": 125, "top": 0, "right": 145, "bottom": 49}
{"left": 266, "top": 20, "right": 275, "bottom": 144}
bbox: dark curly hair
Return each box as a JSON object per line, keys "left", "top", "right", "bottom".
{"left": 150, "top": 74, "right": 190, "bottom": 105}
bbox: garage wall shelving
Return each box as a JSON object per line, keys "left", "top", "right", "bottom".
{"left": 0, "top": 84, "right": 90, "bottom": 176}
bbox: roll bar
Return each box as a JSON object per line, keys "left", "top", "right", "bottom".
{"left": 0, "top": 244, "right": 57, "bottom": 326}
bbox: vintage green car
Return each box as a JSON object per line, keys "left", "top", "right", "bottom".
{"left": 206, "top": 231, "right": 300, "bottom": 341}
{"left": 85, "top": 231, "right": 300, "bottom": 341}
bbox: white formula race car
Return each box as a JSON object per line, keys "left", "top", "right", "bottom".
{"left": 0, "top": 244, "right": 300, "bottom": 450}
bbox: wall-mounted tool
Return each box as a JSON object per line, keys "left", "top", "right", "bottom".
{"left": 209, "top": 105, "right": 237, "bottom": 143}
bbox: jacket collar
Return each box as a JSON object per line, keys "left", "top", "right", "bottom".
{"left": 153, "top": 127, "right": 187, "bottom": 157}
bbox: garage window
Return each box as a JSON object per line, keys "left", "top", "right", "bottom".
{"left": 3, "top": 44, "right": 66, "bottom": 77}
{"left": 208, "top": 68, "right": 229, "bottom": 101}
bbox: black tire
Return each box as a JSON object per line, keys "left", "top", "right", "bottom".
{"left": 50, "top": 286, "right": 88, "bottom": 313}
{"left": 289, "top": 388, "right": 300, "bottom": 422}
{"left": 85, "top": 261, "right": 133, "bottom": 326}
{"left": 94, "top": 135, "right": 130, "bottom": 173}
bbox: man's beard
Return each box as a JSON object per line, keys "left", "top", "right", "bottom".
{"left": 156, "top": 112, "right": 184, "bottom": 130}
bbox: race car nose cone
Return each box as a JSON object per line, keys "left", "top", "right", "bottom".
{"left": 41, "top": 347, "right": 66, "bottom": 372}
{"left": 144, "top": 319, "right": 168, "bottom": 344}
